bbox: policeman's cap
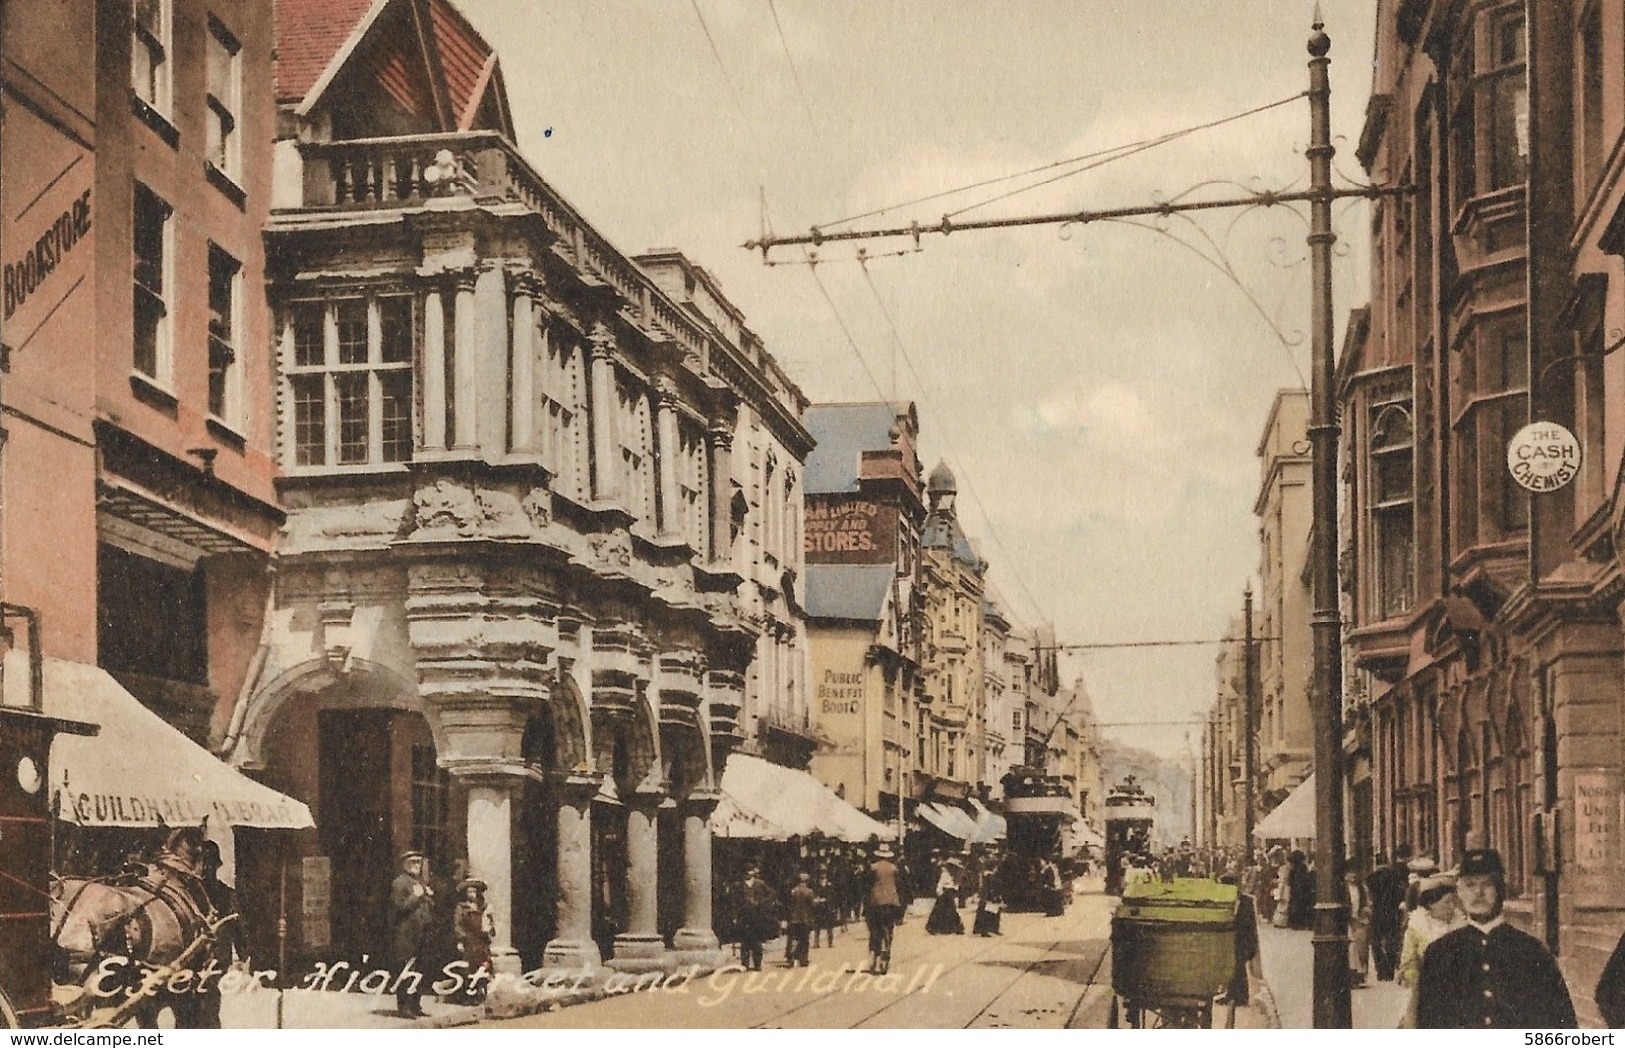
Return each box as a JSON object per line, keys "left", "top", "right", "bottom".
{"left": 1459, "top": 848, "right": 1505, "bottom": 878}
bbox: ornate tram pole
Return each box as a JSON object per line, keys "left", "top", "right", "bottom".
{"left": 1306, "top": 13, "right": 1352, "bottom": 1029}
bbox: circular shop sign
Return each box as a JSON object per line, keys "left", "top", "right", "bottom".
{"left": 1507, "top": 421, "right": 1582, "bottom": 493}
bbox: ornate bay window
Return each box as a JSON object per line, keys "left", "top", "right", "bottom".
{"left": 1370, "top": 402, "right": 1415, "bottom": 619}
{"left": 1449, "top": 5, "right": 1528, "bottom": 214}
{"left": 286, "top": 294, "right": 415, "bottom": 468}
{"left": 1451, "top": 318, "right": 1529, "bottom": 550}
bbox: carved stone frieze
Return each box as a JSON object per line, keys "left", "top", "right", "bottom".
{"left": 409, "top": 478, "right": 546, "bottom": 541}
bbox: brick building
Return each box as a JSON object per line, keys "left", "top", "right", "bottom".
{"left": 1346, "top": 0, "right": 1625, "bottom": 1017}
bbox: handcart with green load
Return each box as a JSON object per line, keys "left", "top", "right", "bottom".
{"left": 1107, "top": 878, "right": 1239, "bottom": 1029}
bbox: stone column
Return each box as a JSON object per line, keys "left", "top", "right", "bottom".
{"left": 706, "top": 424, "right": 733, "bottom": 565}
{"left": 475, "top": 261, "right": 509, "bottom": 454}
{"left": 656, "top": 380, "right": 681, "bottom": 538}
{"left": 510, "top": 273, "right": 538, "bottom": 453}
{"left": 610, "top": 789, "right": 669, "bottom": 972}
{"left": 452, "top": 268, "right": 479, "bottom": 449}
{"left": 542, "top": 773, "right": 605, "bottom": 972}
{"left": 673, "top": 790, "right": 723, "bottom": 961}
{"left": 422, "top": 285, "right": 447, "bottom": 450}
{"left": 589, "top": 323, "right": 618, "bottom": 502}
{"left": 463, "top": 772, "right": 524, "bottom": 974}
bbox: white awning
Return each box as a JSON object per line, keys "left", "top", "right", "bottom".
{"left": 1254, "top": 773, "right": 1317, "bottom": 840}
{"left": 6, "top": 655, "right": 313, "bottom": 830}
{"left": 917, "top": 802, "right": 971, "bottom": 839}
{"left": 707, "top": 790, "right": 791, "bottom": 840}
{"left": 711, "top": 753, "right": 896, "bottom": 842}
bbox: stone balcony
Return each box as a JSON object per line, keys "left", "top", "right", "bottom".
{"left": 276, "top": 131, "right": 805, "bottom": 430}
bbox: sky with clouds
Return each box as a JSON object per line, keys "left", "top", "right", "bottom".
{"left": 456, "top": 0, "right": 1379, "bottom": 761}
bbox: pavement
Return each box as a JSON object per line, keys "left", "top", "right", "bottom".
{"left": 1255, "top": 922, "right": 1410, "bottom": 1029}
{"left": 176, "top": 884, "right": 1399, "bottom": 1028}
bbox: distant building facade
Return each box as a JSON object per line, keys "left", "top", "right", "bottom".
{"left": 918, "top": 461, "right": 986, "bottom": 800}
{"left": 1255, "top": 391, "right": 1314, "bottom": 809}
{"left": 802, "top": 402, "right": 924, "bottom": 819}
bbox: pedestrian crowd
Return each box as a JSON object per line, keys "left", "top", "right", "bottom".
{"left": 1225, "top": 841, "right": 1625, "bottom": 1028}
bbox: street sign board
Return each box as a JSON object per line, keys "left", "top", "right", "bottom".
{"left": 1506, "top": 422, "right": 1581, "bottom": 493}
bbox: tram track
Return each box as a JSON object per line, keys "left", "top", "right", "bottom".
{"left": 750, "top": 906, "right": 1111, "bottom": 1030}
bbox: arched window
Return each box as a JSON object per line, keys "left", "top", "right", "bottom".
{"left": 1370, "top": 403, "right": 1415, "bottom": 618}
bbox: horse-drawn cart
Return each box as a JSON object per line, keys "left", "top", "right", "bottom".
{"left": 0, "top": 701, "right": 96, "bottom": 1028}
{"left": 1107, "top": 879, "right": 1239, "bottom": 1029}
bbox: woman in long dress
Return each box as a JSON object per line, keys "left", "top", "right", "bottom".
{"left": 926, "top": 862, "right": 965, "bottom": 935}
{"left": 973, "top": 862, "right": 1004, "bottom": 937}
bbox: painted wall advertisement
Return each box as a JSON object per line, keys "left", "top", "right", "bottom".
{"left": 1, "top": 108, "right": 93, "bottom": 358}
{"left": 804, "top": 495, "right": 897, "bottom": 564}
{"left": 1572, "top": 769, "right": 1624, "bottom": 908}
{"left": 816, "top": 665, "right": 865, "bottom": 718}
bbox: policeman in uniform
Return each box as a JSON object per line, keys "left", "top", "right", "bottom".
{"left": 1414, "top": 848, "right": 1576, "bottom": 1029}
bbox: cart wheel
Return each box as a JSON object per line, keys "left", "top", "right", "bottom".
{"left": 1107, "top": 995, "right": 1119, "bottom": 1029}
{"left": 0, "top": 989, "right": 19, "bottom": 1030}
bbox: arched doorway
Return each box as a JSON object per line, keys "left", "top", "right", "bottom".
{"left": 252, "top": 665, "right": 458, "bottom": 967}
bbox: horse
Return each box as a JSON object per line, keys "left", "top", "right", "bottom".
{"left": 51, "top": 827, "right": 219, "bottom": 1028}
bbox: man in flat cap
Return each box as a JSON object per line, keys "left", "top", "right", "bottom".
{"left": 1414, "top": 848, "right": 1576, "bottom": 1029}
{"left": 390, "top": 850, "right": 437, "bottom": 1018}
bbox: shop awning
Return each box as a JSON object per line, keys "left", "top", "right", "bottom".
{"left": 1253, "top": 773, "right": 1317, "bottom": 840}
{"left": 6, "top": 655, "right": 313, "bottom": 830}
{"left": 917, "top": 802, "right": 970, "bottom": 839}
{"left": 711, "top": 753, "right": 896, "bottom": 842}
{"left": 708, "top": 790, "right": 791, "bottom": 839}
{"left": 962, "top": 798, "right": 1005, "bottom": 843}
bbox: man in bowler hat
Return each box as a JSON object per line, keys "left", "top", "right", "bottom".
{"left": 390, "top": 851, "right": 437, "bottom": 1018}
{"left": 1414, "top": 848, "right": 1576, "bottom": 1029}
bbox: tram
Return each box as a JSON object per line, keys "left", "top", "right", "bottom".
{"left": 998, "top": 765, "right": 1074, "bottom": 911}
{"left": 1103, "top": 775, "right": 1157, "bottom": 895}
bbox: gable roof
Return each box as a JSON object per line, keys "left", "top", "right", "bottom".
{"left": 275, "top": 0, "right": 512, "bottom": 135}
{"left": 804, "top": 402, "right": 908, "bottom": 495}
{"left": 275, "top": 0, "right": 379, "bottom": 105}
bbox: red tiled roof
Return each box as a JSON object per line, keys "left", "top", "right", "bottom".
{"left": 274, "top": 0, "right": 377, "bottom": 104}
{"left": 427, "top": 0, "right": 492, "bottom": 126}
{"left": 275, "top": 0, "right": 498, "bottom": 124}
